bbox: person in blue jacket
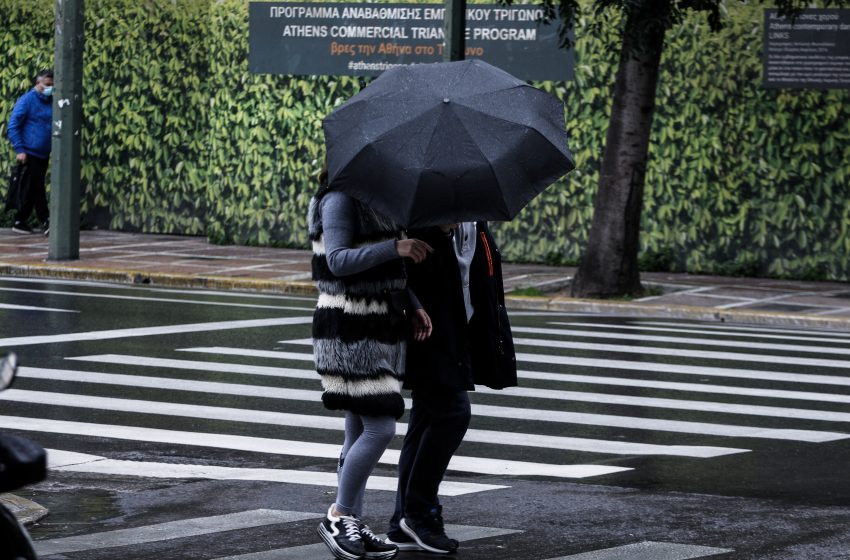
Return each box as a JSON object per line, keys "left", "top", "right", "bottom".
{"left": 7, "top": 69, "right": 53, "bottom": 235}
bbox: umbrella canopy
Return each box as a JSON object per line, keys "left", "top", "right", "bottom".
{"left": 323, "top": 59, "right": 575, "bottom": 228}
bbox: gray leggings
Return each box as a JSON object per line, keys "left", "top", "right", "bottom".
{"left": 335, "top": 412, "right": 396, "bottom": 516}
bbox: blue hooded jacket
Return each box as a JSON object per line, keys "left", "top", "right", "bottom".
{"left": 7, "top": 88, "right": 53, "bottom": 159}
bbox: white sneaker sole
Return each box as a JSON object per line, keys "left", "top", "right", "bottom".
{"left": 364, "top": 548, "right": 400, "bottom": 560}
{"left": 399, "top": 518, "right": 454, "bottom": 554}
{"left": 385, "top": 538, "right": 422, "bottom": 551}
{"left": 317, "top": 523, "right": 363, "bottom": 560}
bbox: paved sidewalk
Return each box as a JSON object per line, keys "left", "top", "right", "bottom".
{"left": 2, "top": 229, "right": 850, "bottom": 330}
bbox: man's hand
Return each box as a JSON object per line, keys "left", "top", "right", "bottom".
{"left": 16, "top": 153, "right": 27, "bottom": 164}
{"left": 412, "top": 308, "right": 432, "bottom": 342}
{"left": 396, "top": 239, "right": 433, "bottom": 263}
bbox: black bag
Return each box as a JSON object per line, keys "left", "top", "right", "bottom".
{"left": 0, "top": 434, "right": 47, "bottom": 493}
{"left": 4, "top": 163, "right": 27, "bottom": 212}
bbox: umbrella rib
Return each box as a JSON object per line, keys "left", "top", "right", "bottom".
{"left": 453, "top": 93, "right": 571, "bottom": 162}
{"left": 450, "top": 105, "right": 511, "bottom": 219}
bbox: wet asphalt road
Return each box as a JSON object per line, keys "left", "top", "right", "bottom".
{"left": 2, "top": 276, "right": 850, "bottom": 559}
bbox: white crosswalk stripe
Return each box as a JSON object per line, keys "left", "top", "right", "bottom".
{"left": 640, "top": 320, "right": 850, "bottom": 339}
{"left": 46, "top": 449, "right": 507, "bottom": 496}
{"left": 0, "top": 285, "right": 315, "bottom": 311}
{"left": 546, "top": 540, "right": 734, "bottom": 559}
{"left": 33, "top": 510, "right": 320, "bottom": 556}
{"left": 550, "top": 320, "right": 850, "bottom": 345}
{"left": 0, "top": 416, "right": 630, "bottom": 479}
{"left": 212, "top": 524, "right": 523, "bottom": 560}
{"left": 512, "top": 337, "right": 850, "bottom": 369}
{"left": 513, "top": 325, "right": 850, "bottom": 355}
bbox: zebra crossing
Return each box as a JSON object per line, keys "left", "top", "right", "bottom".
{"left": 3, "top": 277, "right": 850, "bottom": 558}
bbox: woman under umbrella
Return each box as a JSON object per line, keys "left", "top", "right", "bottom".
{"left": 309, "top": 162, "right": 433, "bottom": 560}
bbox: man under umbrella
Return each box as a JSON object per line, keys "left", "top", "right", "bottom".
{"left": 385, "top": 220, "right": 516, "bottom": 554}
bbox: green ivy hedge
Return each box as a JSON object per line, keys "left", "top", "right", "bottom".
{"left": 1, "top": 1, "right": 848, "bottom": 280}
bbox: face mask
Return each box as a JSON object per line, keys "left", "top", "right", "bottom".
{"left": 41, "top": 86, "right": 54, "bottom": 97}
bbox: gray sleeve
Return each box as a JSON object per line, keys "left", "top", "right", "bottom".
{"left": 322, "top": 191, "right": 400, "bottom": 277}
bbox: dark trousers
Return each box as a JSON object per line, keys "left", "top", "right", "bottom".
{"left": 13, "top": 156, "right": 49, "bottom": 225}
{"left": 389, "top": 389, "right": 471, "bottom": 532}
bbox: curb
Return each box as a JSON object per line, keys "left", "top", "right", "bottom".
{"left": 505, "top": 295, "right": 850, "bottom": 331}
{"left": 0, "top": 493, "right": 48, "bottom": 527}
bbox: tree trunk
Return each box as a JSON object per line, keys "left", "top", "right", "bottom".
{"left": 571, "top": 10, "right": 667, "bottom": 298}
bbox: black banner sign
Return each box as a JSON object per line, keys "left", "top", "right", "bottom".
{"left": 249, "top": 2, "right": 573, "bottom": 81}
{"left": 764, "top": 9, "right": 850, "bottom": 89}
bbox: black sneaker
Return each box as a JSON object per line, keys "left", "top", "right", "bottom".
{"left": 317, "top": 505, "right": 365, "bottom": 560}
{"left": 41, "top": 222, "right": 49, "bottom": 236}
{"left": 360, "top": 523, "right": 399, "bottom": 559}
{"left": 384, "top": 529, "right": 422, "bottom": 551}
{"left": 12, "top": 222, "right": 32, "bottom": 234}
{"left": 0, "top": 352, "right": 18, "bottom": 390}
{"left": 400, "top": 506, "right": 459, "bottom": 554}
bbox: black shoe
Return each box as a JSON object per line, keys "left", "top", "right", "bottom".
{"left": 360, "top": 523, "right": 399, "bottom": 559}
{"left": 317, "top": 506, "right": 365, "bottom": 560}
{"left": 400, "top": 506, "right": 459, "bottom": 554}
{"left": 12, "top": 222, "right": 32, "bottom": 234}
{"left": 41, "top": 222, "right": 49, "bottom": 236}
{"left": 385, "top": 529, "right": 422, "bottom": 551}
{"left": 0, "top": 352, "right": 18, "bottom": 390}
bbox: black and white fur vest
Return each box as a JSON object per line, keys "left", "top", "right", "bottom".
{"left": 308, "top": 188, "right": 407, "bottom": 419}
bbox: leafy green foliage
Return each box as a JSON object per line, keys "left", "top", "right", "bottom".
{"left": 0, "top": 1, "right": 847, "bottom": 280}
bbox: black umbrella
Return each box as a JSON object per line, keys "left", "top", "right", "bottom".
{"left": 323, "top": 59, "right": 575, "bottom": 228}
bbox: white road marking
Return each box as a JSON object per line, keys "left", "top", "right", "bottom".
{"left": 183, "top": 344, "right": 850, "bottom": 389}
{"left": 0, "top": 316, "right": 312, "bottom": 348}
{"left": 45, "top": 449, "right": 505, "bottom": 496}
{"left": 0, "top": 276, "right": 317, "bottom": 300}
{"left": 33, "top": 509, "right": 320, "bottom": 556}
{"left": 67, "top": 355, "right": 316, "bottom": 379}
{"left": 0, "top": 416, "right": 630, "bottom": 479}
{"left": 12, "top": 374, "right": 750, "bottom": 458}
{"left": 510, "top": 370, "right": 850, "bottom": 403}
{"left": 475, "top": 385, "right": 850, "bottom": 422}
{"left": 531, "top": 356, "right": 850, "bottom": 387}
{"left": 515, "top": 325, "right": 850, "bottom": 355}
{"left": 183, "top": 346, "right": 313, "bottom": 362}
{"left": 513, "top": 338, "right": 850, "bottom": 369}
{"left": 467, "top": 403, "right": 847, "bottom": 442}
{"left": 0, "top": 286, "right": 314, "bottom": 311}
{"left": 547, "top": 540, "right": 733, "bottom": 559}
{"left": 11, "top": 368, "right": 844, "bottom": 442}
{"left": 213, "top": 524, "right": 523, "bottom": 560}
{"left": 640, "top": 320, "right": 850, "bottom": 339}
{"left": 0, "top": 303, "right": 77, "bottom": 313}
{"left": 549, "top": 321, "right": 850, "bottom": 345}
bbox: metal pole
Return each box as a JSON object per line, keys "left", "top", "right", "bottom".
{"left": 443, "top": 0, "right": 466, "bottom": 62}
{"left": 48, "top": 0, "right": 84, "bottom": 261}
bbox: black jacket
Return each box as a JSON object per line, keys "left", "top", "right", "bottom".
{"left": 404, "top": 222, "right": 517, "bottom": 393}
